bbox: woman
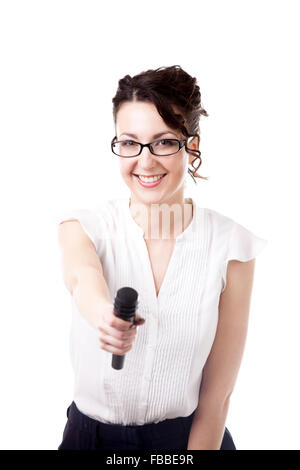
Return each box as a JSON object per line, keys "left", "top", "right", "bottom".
{"left": 57, "top": 65, "right": 267, "bottom": 450}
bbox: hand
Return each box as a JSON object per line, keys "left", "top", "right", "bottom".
{"left": 96, "top": 302, "right": 146, "bottom": 355}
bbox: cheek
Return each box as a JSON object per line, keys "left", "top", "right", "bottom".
{"left": 120, "top": 162, "right": 133, "bottom": 178}
{"left": 171, "top": 158, "right": 188, "bottom": 176}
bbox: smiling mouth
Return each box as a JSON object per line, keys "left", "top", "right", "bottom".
{"left": 132, "top": 173, "right": 167, "bottom": 177}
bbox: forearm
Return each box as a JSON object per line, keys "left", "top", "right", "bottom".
{"left": 72, "top": 266, "right": 112, "bottom": 330}
{"left": 187, "top": 398, "right": 230, "bottom": 450}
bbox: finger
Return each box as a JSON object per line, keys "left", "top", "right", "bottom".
{"left": 112, "top": 316, "right": 135, "bottom": 331}
{"left": 99, "top": 339, "right": 132, "bottom": 355}
{"left": 133, "top": 317, "right": 146, "bottom": 326}
{"left": 98, "top": 323, "right": 137, "bottom": 341}
{"left": 101, "top": 313, "right": 133, "bottom": 333}
{"left": 111, "top": 314, "right": 145, "bottom": 331}
{"left": 98, "top": 334, "right": 133, "bottom": 349}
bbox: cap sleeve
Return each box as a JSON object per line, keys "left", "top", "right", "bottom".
{"left": 221, "top": 221, "right": 268, "bottom": 293}
{"left": 57, "top": 209, "right": 100, "bottom": 253}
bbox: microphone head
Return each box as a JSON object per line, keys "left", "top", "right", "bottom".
{"left": 116, "top": 287, "right": 138, "bottom": 306}
{"left": 114, "top": 287, "right": 138, "bottom": 320}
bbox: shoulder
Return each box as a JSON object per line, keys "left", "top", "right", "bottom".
{"left": 203, "top": 208, "right": 268, "bottom": 293}
{"left": 56, "top": 198, "right": 125, "bottom": 253}
{"left": 202, "top": 207, "right": 236, "bottom": 248}
{"left": 204, "top": 207, "right": 268, "bottom": 256}
{"left": 204, "top": 207, "right": 232, "bottom": 224}
{"left": 87, "top": 197, "right": 126, "bottom": 227}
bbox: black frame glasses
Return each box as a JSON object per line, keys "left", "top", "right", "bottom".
{"left": 111, "top": 136, "right": 187, "bottom": 157}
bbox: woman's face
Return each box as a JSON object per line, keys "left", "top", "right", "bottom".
{"left": 115, "top": 101, "right": 198, "bottom": 207}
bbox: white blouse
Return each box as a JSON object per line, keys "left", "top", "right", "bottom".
{"left": 57, "top": 196, "right": 268, "bottom": 425}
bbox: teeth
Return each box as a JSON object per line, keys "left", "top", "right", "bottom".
{"left": 138, "top": 174, "right": 165, "bottom": 183}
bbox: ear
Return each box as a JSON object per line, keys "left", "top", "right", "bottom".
{"left": 188, "top": 135, "right": 200, "bottom": 149}
{"left": 187, "top": 135, "right": 200, "bottom": 165}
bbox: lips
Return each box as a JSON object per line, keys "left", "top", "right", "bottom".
{"left": 132, "top": 173, "right": 167, "bottom": 177}
{"left": 133, "top": 173, "right": 167, "bottom": 188}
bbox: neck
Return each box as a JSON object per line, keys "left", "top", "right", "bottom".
{"left": 129, "top": 195, "right": 193, "bottom": 241}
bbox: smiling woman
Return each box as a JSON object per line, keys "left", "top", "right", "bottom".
{"left": 112, "top": 65, "right": 209, "bottom": 185}
{"left": 57, "top": 65, "right": 268, "bottom": 451}
{"left": 112, "top": 99, "right": 205, "bottom": 238}
{"left": 110, "top": 66, "right": 210, "bottom": 240}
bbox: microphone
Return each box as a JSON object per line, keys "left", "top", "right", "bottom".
{"left": 111, "top": 287, "right": 139, "bottom": 370}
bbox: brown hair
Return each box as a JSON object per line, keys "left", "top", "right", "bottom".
{"left": 111, "top": 65, "right": 209, "bottom": 184}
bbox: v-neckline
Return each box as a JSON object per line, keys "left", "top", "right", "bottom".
{"left": 143, "top": 238, "right": 176, "bottom": 300}
{"left": 124, "top": 197, "right": 197, "bottom": 303}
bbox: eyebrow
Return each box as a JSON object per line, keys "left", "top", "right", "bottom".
{"left": 119, "top": 131, "right": 178, "bottom": 139}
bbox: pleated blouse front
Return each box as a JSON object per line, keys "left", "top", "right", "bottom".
{"left": 57, "top": 197, "right": 268, "bottom": 425}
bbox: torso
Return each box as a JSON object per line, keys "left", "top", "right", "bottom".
{"left": 143, "top": 199, "right": 193, "bottom": 297}
{"left": 144, "top": 238, "right": 176, "bottom": 297}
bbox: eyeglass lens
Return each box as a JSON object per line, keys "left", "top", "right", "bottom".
{"left": 113, "top": 139, "right": 180, "bottom": 157}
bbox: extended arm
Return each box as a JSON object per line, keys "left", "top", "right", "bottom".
{"left": 187, "top": 258, "right": 256, "bottom": 450}
{"left": 58, "top": 220, "right": 112, "bottom": 329}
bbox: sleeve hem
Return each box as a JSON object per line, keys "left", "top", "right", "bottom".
{"left": 221, "top": 223, "right": 268, "bottom": 294}
{"left": 57, "top": 211, "right": 98, "bottom": 253}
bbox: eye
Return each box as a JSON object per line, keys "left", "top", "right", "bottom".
{"left": 152, "top": 139, "right": 178, "bottom": 148}
{"left": 120, "top": 140, "right": 135, "bottom": 146}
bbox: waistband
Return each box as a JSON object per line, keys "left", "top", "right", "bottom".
{"left": 67, "top": 401, "right": 196, "bottom": 441}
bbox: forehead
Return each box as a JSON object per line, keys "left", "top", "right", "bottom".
{"left": 116, "top": 101, "right": 181, "bottom": 138}
{"left": 116, "top": 101, "right": 162, "bottom": 124}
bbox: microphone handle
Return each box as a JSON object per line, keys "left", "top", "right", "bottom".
{"left": 111, "top": 287, "right": 138, "bottom": 370}
{"left": 111, "top": 317, "right": 134, "bottom": 370}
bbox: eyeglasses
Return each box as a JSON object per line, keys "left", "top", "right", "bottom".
{"left": 111, "top": 137, "right": 187, "bottom": 157}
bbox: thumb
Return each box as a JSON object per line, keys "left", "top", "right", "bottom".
{"left": 133, "top": 314, "right": 146, "bottom": 326}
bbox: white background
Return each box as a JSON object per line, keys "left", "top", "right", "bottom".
{"left": 0, "top": 0, "right": 299, "bottom": 450}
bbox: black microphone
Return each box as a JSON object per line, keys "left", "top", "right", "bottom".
{"left": 111, "top": 287, "right": 139, "bottom": 370}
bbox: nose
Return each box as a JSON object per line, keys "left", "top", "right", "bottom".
{"left": 140, "top": 144, "right": 154, "bottom": 157}
{"left": 137, "top": 145, "right": 158, "bottom": 168}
